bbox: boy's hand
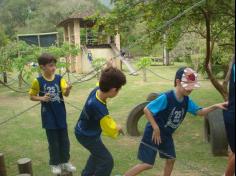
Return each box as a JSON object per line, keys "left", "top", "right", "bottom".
{"left": 117, "top": 125, "right": 125, "bottom": 136}
{"left": 41, "top": 93, "right": 51, "bottom": 102}
{"left": 152, "top": 126, "right": 162, "bottom": 145}
{"left": 215, "top": 102, "right": 228, "bottom": 110}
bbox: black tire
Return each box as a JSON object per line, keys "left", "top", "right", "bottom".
{"left": 127, "top": 102, "right": 149, "bottom": 136}
{"left": 204, "top": 117, "right": 211, "bottom": 143}
{"left": 205, "top": 109, "right": 228, "bottom": 156}
{"left": 146, "top": 93, "right": 159, "bottom": 102}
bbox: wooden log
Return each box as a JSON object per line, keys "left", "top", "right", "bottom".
{"left": 17, "top": 158, "right": 33, "bottom": 176}
{"left": 16, "top": 174, "right": 31, "bottom": 176}
{"left": 57, "top": 171, "right": 73, "bottom": 176}
{"left": 0, "top": 153, "right": 7, "bottom": 176}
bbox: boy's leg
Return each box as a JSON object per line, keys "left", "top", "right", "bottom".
{"left": 125, "top": 163, "right": 153, "bottom": 176}
{"left": 77, "top": 136, "right": 113, "bottom": 176}
{"left": 89, "top": 139, "right": 114, "bottom": 176}
{"left": 82, "top": 155, "right": 96, "bottom": 176}
{"left": 224, "top": 119, "right": 235, "bottom": 176}
{"left": 125, "top": 142, "right": 157, "bottom": 176}
{"left": 45, "top": 129, "right": 61, "bottom": 166}
{"left": 225, "top": 151, "right": 235, "bottom": 176}
{"left": 58, "top": 129, "right": 70, "bottom": 164}
{"left": 163, "top": 159, "right": 176, "bottom": 176}
{"left": 159, "top": 136, "right": 176, "bottom": 176}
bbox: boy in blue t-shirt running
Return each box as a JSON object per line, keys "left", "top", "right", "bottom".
{"left": 29, "top": 53, "right": 76, "bottom": 175}
{"left": 75, "top": 67, "right": 127, "bottom": 176}
{"left": 125, "top": 67, "right": 228, "bottom": 176}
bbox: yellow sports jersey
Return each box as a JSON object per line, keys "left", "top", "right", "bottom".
{"left": 29, "top": 75, "right": 68, "bottom": 96}
{"left": 75, "top": 87, "right": 119, "bottom": 139}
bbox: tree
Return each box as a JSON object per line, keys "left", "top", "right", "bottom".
{"left": 102, "top": 0, "right": 235, "bottom": 100}
{"left": 0, "top": 26, "right": 8, "bottom": 47}
{"left": 137, "top": 57, "right": 152, "bottom": 82}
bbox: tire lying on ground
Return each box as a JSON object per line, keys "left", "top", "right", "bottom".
{"left": 127, "top": 102, "right": 149, "bottom": 136}
{"left": 205, "top": 109, "right": 228, "bottom": 156}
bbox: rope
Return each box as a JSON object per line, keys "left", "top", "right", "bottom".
{"left": 155, "top": 0, "right": 206, "bottom": 32}
{"left": 137, "top": 142, "right": 218, "bottom": 176}
{"left": 0, "top": 103, "right": 40, "bottom": 126}
{"left": 0, "top": 80, "right": 29, "bottom": 94}
{"left": 146, "top": 68, "right": 174, "bottom": 81}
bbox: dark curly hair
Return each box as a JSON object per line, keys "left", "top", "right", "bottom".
{"left": 99, "top": 67, "right": 127, "bottom": 92}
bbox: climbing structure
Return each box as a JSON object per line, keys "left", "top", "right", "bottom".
{"left": 57, "top": 11, "right": 123, "bottom": 73}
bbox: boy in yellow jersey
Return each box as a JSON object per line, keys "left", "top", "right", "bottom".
{"left": 29, "top": 53, "right": 76, "bottom": 174}
{"left": 75, "top": 67, "right": 127, "bottom": 176}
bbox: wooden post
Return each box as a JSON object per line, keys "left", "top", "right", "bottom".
{"left": 17, "top": 158, "right": 33, "bottom": 176}
{"left": 57, "top": 171, "right": 73, "bottom": 176}
{"left": 3, "top": 72, "right": 7, "bottom": 84}
{"left": 0, "top": 153, "right": 7, "bottom": 176}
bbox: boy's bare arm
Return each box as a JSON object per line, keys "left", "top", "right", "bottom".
{"left": 197, "top": 102, "right": 228, "bottom": 116}
{"left": 144, "top": 107, "right": 162, "bottom": 145}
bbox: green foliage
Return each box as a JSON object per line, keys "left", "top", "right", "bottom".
{"left": 0, "top": 26, "right": 9, "bottom": 47}
{"left": 91, "top": 58, "right": 106, "bottom": 71}
{"left": 0, "top": 41, "right": 80, "bottom": 76}
{"left": 137, "top": 57, "right": 152, "bottom": 69}
{"left": 0, "top": 0, "right": 108, "bottom": 36}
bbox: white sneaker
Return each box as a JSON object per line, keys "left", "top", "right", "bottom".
{"left": 62, "top": 163, "right": 76, "bottom": 172}
{"left": 51, "top": 165, "right": 62, "bottom": 174}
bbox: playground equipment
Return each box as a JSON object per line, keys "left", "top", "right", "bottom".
{"left": 110, "top": 44, "right": 138, "bottom": 75}
{"left": 57, "top": 11, "right": 137, "bottom": 74}
{"left": 126, "top": 93, "right": 228, "bottom": 157}
{"left": 0, "top": 153, "right": 73, "bottom": 176}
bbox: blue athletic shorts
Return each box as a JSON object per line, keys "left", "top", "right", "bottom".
{"left": 224, "top": 111, "right": 235, "bottom": 153}
{"left": 138, "top": 133, "right": 176, "bottom": 165}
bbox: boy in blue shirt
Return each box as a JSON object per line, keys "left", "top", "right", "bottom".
{"left": 125, "top": 67, "right": 228, "bottom": 176}
{"left": 29, "top": 53, "right": 76, "bottom": 174}
{"left": 75, "top": 67, "right": 126, "bottom": 176}
{"left": 223, "top": 60, "right": 235, "bottom": 176}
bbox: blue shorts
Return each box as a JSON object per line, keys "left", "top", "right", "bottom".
{"left": 138, "top": 133, "right": 176, "bottom": 165}
{"left": 224, "top": 111, "right": 235, "bottom": 153}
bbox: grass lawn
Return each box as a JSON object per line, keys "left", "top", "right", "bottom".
{"left": 0, "top": 64, "right": 228, "bottom": 176}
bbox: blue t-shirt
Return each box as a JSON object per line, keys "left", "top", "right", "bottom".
{"left": 75, "top": 87, "right": 109, "bottom": 137}
{"left": 38, "top": 75, "right": 67, "bottom": 129}
{"left": 146, "top": 90, "right": 202, "bottom": 136}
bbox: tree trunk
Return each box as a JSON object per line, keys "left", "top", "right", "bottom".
{"left": 203, "top": 9, "right": 229, "bottom": 100}
{"left": 163, "top": 34, "right": 170, "bottom": 66}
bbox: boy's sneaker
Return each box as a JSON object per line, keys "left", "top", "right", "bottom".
{"left": 62, "top": 163, "right": 76, "bottom": 172}
{"left": 51, "top": 165, "right": 62, "bottom": 174}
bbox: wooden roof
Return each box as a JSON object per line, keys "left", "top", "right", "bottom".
{"left": 57, "top": 11, "right": 97, "bottom": 28}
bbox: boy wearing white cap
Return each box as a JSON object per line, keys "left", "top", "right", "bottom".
{"left": 125, "top": 67, "right": 228, "bottom": 176}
